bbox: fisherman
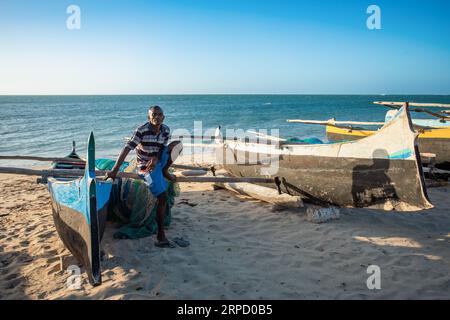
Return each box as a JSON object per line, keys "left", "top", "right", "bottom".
{"left": 106, "top": 105, "right": 181, "bottom": 248}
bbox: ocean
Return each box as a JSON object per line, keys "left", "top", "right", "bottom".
{"left": 1, "top": 95, "right": 449, "bottom": 167}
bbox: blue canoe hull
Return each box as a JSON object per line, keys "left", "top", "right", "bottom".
{"left": 47, "top": 133, "right": 112, "bottom": 286}
{"left": 48, "top": 178, "right": 111, "bottom": 286}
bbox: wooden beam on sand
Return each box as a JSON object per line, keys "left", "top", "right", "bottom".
{"left": 213, "top": 179, "right": 303, "bottom": 209}
{"left": 374, "top": 101, "right": 450, "bottom": 108}
{"left": 0, "top": 167, "right": 274, "bottom": 184}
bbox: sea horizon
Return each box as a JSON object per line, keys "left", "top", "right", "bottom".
{"left": 1, "top": 93, "right": 450, "bottom": 96}
{"left": 1, "top": 0, "right": 450, "bottom": 302}
{"left": 1, "top": 94, "right": 450, "bottom": 168}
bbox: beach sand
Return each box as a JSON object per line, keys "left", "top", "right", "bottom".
{"left": 0, "top": 166, "right": 449, "bottom": 300}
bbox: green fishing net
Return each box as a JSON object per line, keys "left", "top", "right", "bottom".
{"left": 96, "top": 158, "right": 180, "bottom": 239}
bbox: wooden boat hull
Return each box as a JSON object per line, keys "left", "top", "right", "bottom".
{"left": 222, "top": 154, "right": 428, "bottom": 208}
{"left": 217, "top": 107, "right": 432, "bottom": 209}
{"left": 326, "top": 125, "right": 450, "bottom": 168}
{"left": 47, "top": 133, "right": 112, "bottom": 286}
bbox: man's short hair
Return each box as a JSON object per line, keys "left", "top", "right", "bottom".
{"left": 148, "top": 105, "right": 163, "bottom": 114}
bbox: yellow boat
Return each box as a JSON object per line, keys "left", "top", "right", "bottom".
{"left": 288, "top": 102, "right": 450, "bottom": 168}
{"left": 326, "top": 124, "right": 450, "bottom": 167}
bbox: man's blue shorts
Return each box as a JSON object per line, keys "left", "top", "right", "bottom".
{"left": 140, "top": 146, "right": 169, "bottom": 197}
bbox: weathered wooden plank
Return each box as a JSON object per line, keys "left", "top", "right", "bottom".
{"left": 214, "top": 179, "right": 303, "bottom": 208}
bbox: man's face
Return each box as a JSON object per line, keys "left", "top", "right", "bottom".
{"left": 148, "top": 108, "right": 164, "bottom": 126}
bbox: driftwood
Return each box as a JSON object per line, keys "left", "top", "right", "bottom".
{"left": 213, "top": 178, "right": 303, "bottom": 209}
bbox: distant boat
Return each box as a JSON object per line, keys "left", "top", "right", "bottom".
{"left": 385, "top": 109, "right": 450, "bottom": 128}
{"left": 326, "top": 122, "right": 450, "bottom": 168}
{"left": 325, "top": 103, "right": 450, "bottom": 168}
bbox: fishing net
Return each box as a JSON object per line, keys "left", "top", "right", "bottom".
{"left": 95, "top": 158, "right": 180, "bottom": 239}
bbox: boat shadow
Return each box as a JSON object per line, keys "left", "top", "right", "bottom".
{"left": 351, "top": 149, "right": 398, "bottom": 208}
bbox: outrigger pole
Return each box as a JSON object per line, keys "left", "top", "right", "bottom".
{"left": 374, "top": 101, "right": 450, "bottom": 121}
{"left": 286, "top": 119, "right": 384, "bottom": 126}
{"left": 286, "top": 119, "right": 384, "bottom": 131}
{"left": 374, "top": 101, "right": 450, "bottom": 108}
{"left": 0, "top": 167, "right": 275, "bottom": 184}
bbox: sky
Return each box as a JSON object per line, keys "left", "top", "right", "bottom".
{"left": 0, "top": 0, "right": 449, "bottom": 95}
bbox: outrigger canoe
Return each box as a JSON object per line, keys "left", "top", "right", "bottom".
{"left": 47, "top": 132, "right": 112, "bottom": 286}
{"left": 216, "top": 106, "right": 433, "bottom": 209}
{"left": 327, "top": 112, "right": 450, "bottom": 168}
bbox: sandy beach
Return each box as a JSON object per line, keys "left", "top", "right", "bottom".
{"left": 1, "top": 162, "right": 449, "bottom": 300}
{"left": 2, "top": 0, "right": 450, "bottom": 303}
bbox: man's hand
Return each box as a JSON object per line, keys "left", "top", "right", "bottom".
{"left": 106, "top": 146, "right": 131, "bottom": 181}
{"left": 163, "top": 168, "right": 177, "bottom": 182}
{"left": 145, "top": 156, "right": 159, "bottom": 173}
{"left": 105, "top": 169, "right": 118, "bottom": 181}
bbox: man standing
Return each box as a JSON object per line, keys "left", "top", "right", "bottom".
{"left": 106, "top": 105, "right": 178, "bottom": 248}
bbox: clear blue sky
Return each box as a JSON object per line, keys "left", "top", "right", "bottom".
{"left": 0, "top": 0, "right": 449, "bottom": 94}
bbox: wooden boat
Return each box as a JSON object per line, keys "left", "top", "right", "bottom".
{"left": 326, "top": 114, "right": 450, "bottom": 168}
{"left": 216, "top": 106, "right": 433, "bottom": 209}
{"left": 47, "top": 132, "right": 112, "bottom": 286}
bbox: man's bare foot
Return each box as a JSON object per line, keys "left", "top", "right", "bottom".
{"left": 155, "top": 232, "right": 175, "bottom": 248}
{"left": 157, "top": 231, "right": 166, "bottom": 242}
{"left": 154, "top": 240, "right": 175, "bottom": 248}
